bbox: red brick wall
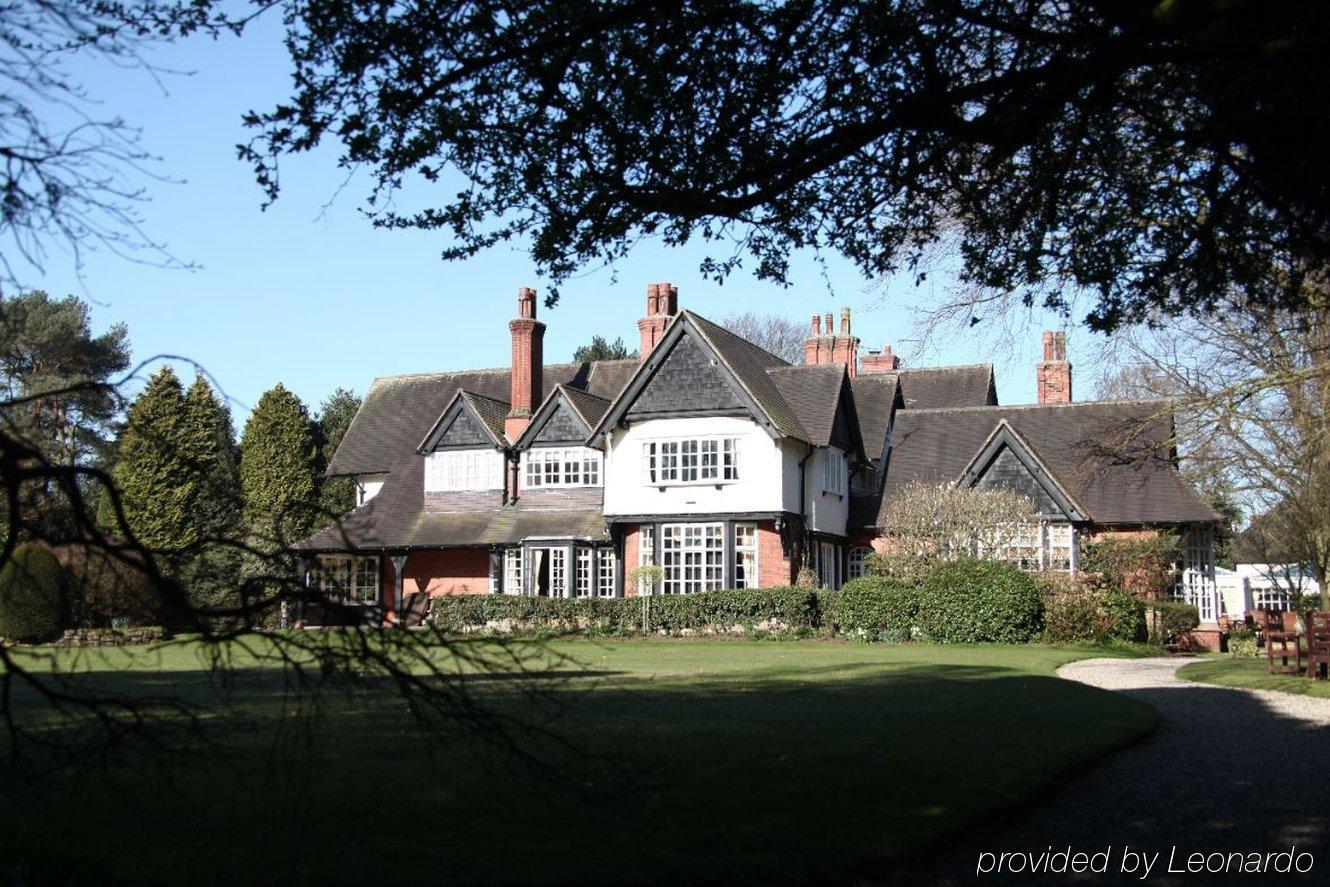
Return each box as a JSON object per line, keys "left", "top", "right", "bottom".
{"left": 389, "top": 549, "right": 491, "bottom": 598}
{"left": 623, "top": 524, "right": 641, "bottom": 597}
{"left": 757, "top": 522, "right": 791, "bottom": 587}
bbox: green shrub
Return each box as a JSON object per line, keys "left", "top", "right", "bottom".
{"left": 429, "top": 587, "right": 825, "bottom": 636}
{"left": 0, "top": 544, "right": 68, "bottom": 642}
{"left": 829, "top": 576, "right": 919, "bottom": 641}
{"left": 1098, "top": 590, "right": 1147, "bottom": 643}
{"left": 1228, "top": 623, "right": 1259, "bottom": 658}
{"left": 916, "top": 559, "right": 1043, "bottom": 643}
{"left": 1148, "top": 599, "right": 1200, "bottom": 645}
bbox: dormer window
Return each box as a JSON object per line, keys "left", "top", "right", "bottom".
{"left": 524, "top": 447, "right": 602, "bottom": 488}
{"left": 642, "top": 437, "right": 740, "bottom": 485}
{"left": 424, "top": 449, "right": 503, "bottom": 492}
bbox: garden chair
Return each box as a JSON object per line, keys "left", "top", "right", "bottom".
{"left": 1306, "top": 611, "right": 1330, "bottom": 680}
{"left": 1259, "top": 609, "right": 1303, "bottom": 675}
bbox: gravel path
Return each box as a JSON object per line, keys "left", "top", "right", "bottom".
{"left": 895, "top": 657, "right": 1330, "bottom": 885}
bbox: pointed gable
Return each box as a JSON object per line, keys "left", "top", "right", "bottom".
{"left": 958, "top": 422, "right": 1088, "bottom": 521}
{"left": 626, "top": 330, "right": 748, "bottom": 418}
{"left": 530, "top": 400, "right": 587, "bottom": 444}
{"left": 416, "top": 391, "right": 507, "bottom": 453}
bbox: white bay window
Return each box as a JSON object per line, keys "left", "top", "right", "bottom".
{"left": 661, "top": 523, "right": 725, "bottom": 594}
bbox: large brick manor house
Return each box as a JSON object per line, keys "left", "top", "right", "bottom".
{"left": 297, "top": 284, "right": 1219, "bottom": 624}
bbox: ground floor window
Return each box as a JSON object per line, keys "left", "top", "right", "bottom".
{"left": 990, "top": 522, "right": 1077, "bottom": 574}
{"left": 503, "top": 548, "right": 523, "bottom": 595}
{"left": 815, "top": 541, "right": 842, "bottom": 589}
{"left": 596, "top": 549, "right": 616, "bottom": 598}
{"left": 848, "top": 547, "right": 872, "bottom": 580}
{"left": 312, "top": 554, "right": 379, "bottom": 604}
{"left": 734, "top": 523, "right": 759, "bottom": 589}
{"left": 1253, "top": 584, "right": 1294, "bottom": 612}
{"left": 661, "top": 523, "right": 725, "bottom": 594}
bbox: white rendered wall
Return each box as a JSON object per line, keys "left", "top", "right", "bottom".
{"left": 603, "top": 416, "right": 784, "bottom": 516}
{"left": 355, "top": 473, "right": 388, "bottom": 505}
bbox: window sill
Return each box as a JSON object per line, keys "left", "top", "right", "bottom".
{"left": 821, "top": 491, "right": 844, "bottom": 501}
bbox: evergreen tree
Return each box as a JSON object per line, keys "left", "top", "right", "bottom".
{"left": 240, "top": 385, "right": 320, "bottom": 592}
{"left": 178, "top": 376, "right": 243, "bottom": 611}
{"left": 314, "top": 387, "right": 361, "bottom": 517}
{"left": 110, "top": 366, "right": 194, "bottom": 553}
{"left": 572, "top": 335, "right": 636, "bottom": 362}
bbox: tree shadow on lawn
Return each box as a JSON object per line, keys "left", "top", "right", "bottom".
{"left": 895, "top": 680, "right": 1330, "bottom": 886}
{"left": 0, "top": 662, "right": 1155, "bottom": 886}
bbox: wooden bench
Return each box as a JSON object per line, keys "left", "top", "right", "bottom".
{"left": 1259, "top": 609, "right": 1303, "bottom": 675}
{"left": 1306, "top": 611, "right": 1330, "bottom": 680}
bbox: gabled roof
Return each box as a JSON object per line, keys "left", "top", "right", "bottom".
{"left": 512, "top": 384, "right": 611, "bottom": 450}
{"left": 957, "top": 420, "right": 1089, "bottom": 522}
{"left": 850, "top": 373, "right": 901, "bottom": 465}
{"left": 882, "top": 400, "right": 1219, "bottom": 525}
{"left": 416, "top": 389, "right": 509, "bottom": 452}
{"left": 590, "top": 311, "right": 812, "bottom": 443}
{"left": 328, "top": 359, "right": 638, "bottom": 475}
{"left": 766, "top": 364, "right": 866, "bottom": 459}
{"left": 897, "top": 364, "right": 996, "bottom": 409}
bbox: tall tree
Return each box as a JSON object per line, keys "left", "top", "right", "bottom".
{"left": 0, "top": 291, "right": 130, "bottom": 531}
{"left": 572, "top": 335, "right": 636, "bottom": 362}
{"left": 315, "top": 387, "right": 361, "bottom": 517}
{"left": 110, "top": 366, "right": 193, "bottom": 554}
{"left": 718, "top": 312, "right": 805, "bottom": 364}
{"left": 239, "top": 384, "right": 320, "bottom": 588}
{"left": 1094, "top": 286, "right": 1330, "bottom": 607}
{"left": 178, "top": 375, "right": 242, "bottom": 610}
{"left": 243, "top": 1, "right": 1330, "bottom": 332}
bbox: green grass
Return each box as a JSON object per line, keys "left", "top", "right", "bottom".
{"left": 1178, "top": 655, "right": 1330, "bottom": 698}
{"left": 1, "top": 637, "right": 1155, "bottom": 885}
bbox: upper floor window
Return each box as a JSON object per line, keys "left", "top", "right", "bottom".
{"left": 424, "top": 449, "right": 503, "bottom": 492}
{"left": 822, "top": 449, "right": 846, "bottom": 496}
{"left": 524, "top": 447, "right": 602, "bottom": 488}
{"left": 642, "top": 437, "right": 739, "bottom": 485}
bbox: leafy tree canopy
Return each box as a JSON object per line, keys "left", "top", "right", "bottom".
{"left": 572, "top": 335, "right": 636, "bottom": 362}
{"left": 243, "top": 0, "right": 1330, "bottom": 332}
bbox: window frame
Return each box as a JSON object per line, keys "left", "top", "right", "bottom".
{"left": 642, "top": 436, "right": 741, "bottom": 486}
{"left": 524, "top": 446, "right": 603, "bottom": 489}
{"left": 424, "top": 449, "right": 503, "bottom": 492}
{"left": 660, "top": 522, "right": 726, "bottom": 594}
{"left": 312, "top": 554, "right": 380, "bottom": 605}
{"left": 848, "top": 547, "right": 872, "bottom": 580}
{"left": 734, "top": 523, "right": 760, "bottom": 589}
{"left": 822, "top": 448, "right": 846, "bottom": 496}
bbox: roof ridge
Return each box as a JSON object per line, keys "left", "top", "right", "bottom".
{"left": 897, "top": 363, "right": 993, "bottom": 374}
{"left": 903, "top": 397, "right": 1170, "bottom": 415}
{"left": 683, "top": 309, "right": 796, "bottom": 368}
{"left": 370, "top": 358, "right": 638, "bottom": 384}
{"left": 459, "top": 389, "right": 510, "bottom": 406}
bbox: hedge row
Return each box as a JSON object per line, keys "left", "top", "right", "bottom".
{"left": 430, "top": 559, "right": 1048, "bottom": 644}
{"left": 429, "top": 587, "right": 831, "bottom": 636}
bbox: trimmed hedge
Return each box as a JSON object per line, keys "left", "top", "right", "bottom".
{"left": 1149, "top": 599, "right": 1200, "bottom": 645}
{"left": 917, "top": 560, "right": 1043, "bottom": 643}
{"left": 827, "top": 576, "right": 919, "bottom": 641}
{"left": 0, "top": 544, "right": 68, "bottom": 642}
{"left": 429, "top": 587, "right": 825, "bottom": 636}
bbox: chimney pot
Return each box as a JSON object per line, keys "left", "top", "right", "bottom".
{"left": 638, "top": 282, "right": 678, "bottom": 360}
{"left": 811, "top": 314, "right": 822, "bottom": 335}
{"left": 1036, "top": 330, "right": 1072, "bottom": 404}
{"left": 840, "top": 307, "right": 851, "bottom": 336}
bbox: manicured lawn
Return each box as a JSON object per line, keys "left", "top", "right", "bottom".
{"left": 1178, "top": 655, "right": 1330, "bottom": 699}
{"left": 1, "top": 638, "right": 1154, "bottom": 885}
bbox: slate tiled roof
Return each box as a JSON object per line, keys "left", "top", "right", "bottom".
{"left": 686, "top": 311, "right": 809, "bottom": 440}
{"left": 560, "top": 385, "right": 611, "bottom": 430}
{"left": 459, "top": 391, "right": 511, "bottom": 442}
{"left": 849, "top": 373, "right": 899, "bottom": 462}
{"left": 328, "top": 359, "right": 638, "bottom": 475}
{"left": 766, "top": 364, "right": 849, "bottom": 447}
{"left": 297, "top": 454, "right": 607, "bottom": 550}
{"left": 882, "top": 400, "right": 1219, "bottom": 525}
{"left": 896, "top": 364, "right": 996, "bottom": 409}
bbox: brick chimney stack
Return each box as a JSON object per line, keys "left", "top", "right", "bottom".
{"left": 860, "top": 345, "right": 901, "bottom": 374}
{"left": 506, "top": 286, "right": 546, "bottom": 442}
{"left": 1037, "top": 330, "right": 1072, "bottom": 404}
{"left": 802, "top": 307, "right": 860, "bottom": 376}
{"left": 637, "top": 282, "right": 679, "bottom": 360}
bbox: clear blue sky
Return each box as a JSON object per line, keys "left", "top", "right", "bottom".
{"left": 24, "top": 15, "right": 1086, "bottom": 421}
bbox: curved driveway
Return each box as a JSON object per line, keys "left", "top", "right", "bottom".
{"left": 898, "top": 657, "right": 1330, "bottom": 885}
